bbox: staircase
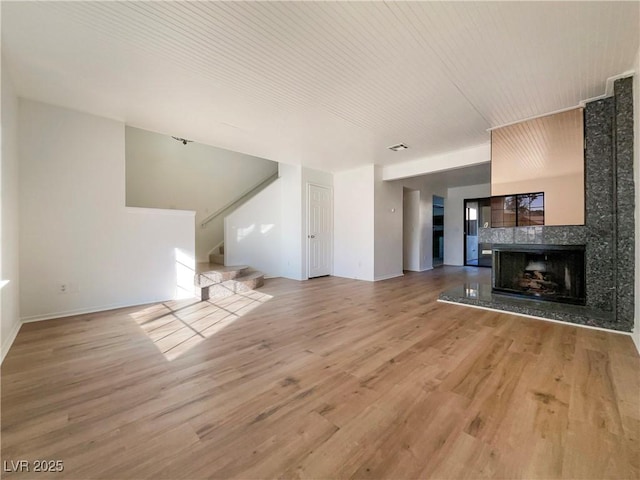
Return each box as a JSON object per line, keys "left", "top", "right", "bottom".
{"left": 199, "top": 171, "right": 279, "bottom": 262}
{"left": 209, "top": 244, "right": 226, "bottom": 265}
{"left": 195, "top": 255, "right": 265, "bottom": 301}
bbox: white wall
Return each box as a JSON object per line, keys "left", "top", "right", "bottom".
{"left": 403, "top": 189, "right": 420, "bottom": 271}
{"left": 279, "top": 163, "right": 304, "bottom": 280}
{"left": 125, "top": 126, "right": 277, "bottom": 262}
{"left": 1, "top": 59, "right": 21, "bottom": 362}
{"left": 418, "top": 191, "right": 436, "bottom": 271}
{"left": 224, "top": 164, "right": 333, "bottom": 281}
{"left": 444, "top": 183, "right": 491, "bottom": 266}
{"left": 334, "top": 165, "right": 375, "bottom": 280}
{"left": 224, "top": 179, "right": 282, "bottom": 277}
{"left": 397, "top": 177, "right": 447, "bottom": 271}
{"left": 374, "top": 166, "right": 403, "bottom": 280}
{"left": 382, "top": 144, "right": 490, "bottom": 181}
{"left": 633, "top": 50, "right": 640, "bottom": 353}
{"left": 19, "top": 100, "right": 195, "bottom": 322}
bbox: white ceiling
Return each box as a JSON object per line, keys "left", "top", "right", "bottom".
{"left": 2, "top": 1, "right": 638, "bottom": 173}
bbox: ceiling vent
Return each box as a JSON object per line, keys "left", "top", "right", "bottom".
{"left": 388, "top": 143, "right": 408, "bottom": 152}
{"left": 172, "top": 136, "right": 193, "bottom": 145}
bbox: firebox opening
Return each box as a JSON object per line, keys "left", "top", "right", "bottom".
{"left": 493, "top": 245, "right": 586, "bottom": 305}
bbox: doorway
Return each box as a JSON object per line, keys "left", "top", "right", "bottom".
{"left": 464, "top": 197, "right": 492, "bottom": 267}
{"left": 432, "top": 195, "right": 444, "bottom": 267}
{"left": 307, "top": 184, "right": 333, "bottom": 278}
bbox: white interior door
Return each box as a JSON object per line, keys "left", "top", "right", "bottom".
{"left": 307, "top": 184, "right": 332, "bottom": 278}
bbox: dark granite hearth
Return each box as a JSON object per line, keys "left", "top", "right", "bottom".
{"left": 439, "top": 283, "right": 615, "bottom": 330}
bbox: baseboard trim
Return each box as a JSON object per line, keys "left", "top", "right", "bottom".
{"left": 437, "top": 299, "right": 633, "bottom": 337}
{"left": 632, "top": 332, "right": 640, "bottom": 355}
{"left": 20, "top": 297, "right": 181, "bottom": 324}
{"left": 1, "top": 320, "right": 22, "bottom": 364}
{"left": 374, "top": 273, "right": 405, "bottom": 281}
{"left": 331, "top": 274, "right": 374, "bottom": 282}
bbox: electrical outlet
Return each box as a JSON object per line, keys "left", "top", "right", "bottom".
{"left": 59, "top": 283, "right": 68, "bottom": 294}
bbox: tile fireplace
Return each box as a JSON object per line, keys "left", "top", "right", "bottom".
{"left": 492, "top": 244, "right": 586, "bottom": 305}
{"left": 438, "top": 77, "right": 633, "bottom": 332}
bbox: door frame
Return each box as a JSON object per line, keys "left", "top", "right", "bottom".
{"left": 306, "top": 182, "right": 333, "bottom": 279}
{"left": 463, "top": 196, "right": 492, "bottom": 268}
{"left": 432, "top": 195, "right": 445, "bottom": 267}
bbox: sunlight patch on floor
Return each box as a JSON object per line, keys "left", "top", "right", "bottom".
{"left": 129, "top": 289, "right": 273, "bottom": 360}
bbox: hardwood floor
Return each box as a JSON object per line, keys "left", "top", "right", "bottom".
{"left": 2, "top": 267, "right": 639, "bottom": 479}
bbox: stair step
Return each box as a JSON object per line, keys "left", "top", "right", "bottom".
{"left": 204, "top": 282, "right": 239, "bottom": 299}
{"left": 209, "top": 253, "right": 225, "bottom": 265}
{"left": 194, "top": 265, "right": 248, "bottom": 288}
{"left": 198, "top": 269, "right": 265, "bottom": 300}
{"left": 233, "top": 271, "right": 265, "bottom": 290}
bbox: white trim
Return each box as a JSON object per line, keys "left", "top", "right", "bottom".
{"left": 20, "top": 297, "right": 184, "bottom": 323}
{"left": 331, "top": 274, "right": 375, "bottom": 282}
{"left": 487, "top": 105, "right": 584, "bottom": 132}
{"left": 488, "top": 70, "right": 636, "bottom": 131}
{"left": 1, "top": 321, "right": 22, "bottom": 364}
{"left": 374, "top": 272, "right": 405, "bottom": 281}
{"left": 632, "top": 331, "right": 640, "bottom": 355}
{"left": 579, "top": 94, "right": 610, "bottom": 106}
{"left": 437, "top": 299, "right": 632, "bottom": 337}
{"left": 0, "top": 280, "right": 9, "bottom": 289}
{"left": 577, "top": 71, "right": 634, "bottom": 107}
{"left": 125, "top": 206, "right": 195, "bottom": 216}
{"left": 603, "top": 70, "right": 635, "bottom": 98}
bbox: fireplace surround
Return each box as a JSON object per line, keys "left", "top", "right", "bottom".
{"left": 492, "top": 244, "right": 586, "bottom": 305}
{"left": 439, "top": 76, "right": 634, "bottom": 332}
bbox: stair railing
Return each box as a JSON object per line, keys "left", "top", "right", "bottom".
{"left": 200, "top": 171, "right": 279, "bottom": 229}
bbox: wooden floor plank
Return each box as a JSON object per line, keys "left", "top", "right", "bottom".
{"left": 2, "top": 267, "right": 638, "bottom": 479}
